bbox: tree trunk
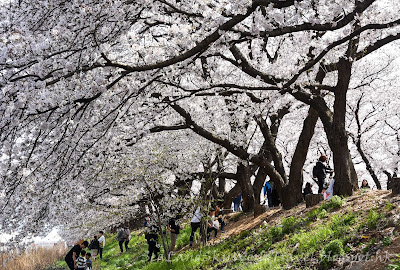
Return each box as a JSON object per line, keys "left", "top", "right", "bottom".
{"left": 330, "top": 58, "right": 358, "bottom": 196}
{"left": 305, "top": 194, "right": 324, "bottom": 208}
{"left": 236, "top": 162, "right": 255, "bottom": 212}
{"left": 391, "top": 177, "right": 400, "bottom": 195}
{"left": 355, "top": 140, "right": 381, "bottom": 189}
{"left": 284, "top": 107, "right": 319, "bottom": 209}
{"left": 384, "top": 170, "right": 394, "bottom": 190}
{"left": 223, "top": 183, "right": 241, "bottom": 210}
{"left": 218, "top": 177, "right": 226, "bottom": 195}
{"left": 253, "top": 167, "right": 268, "bottom": 205}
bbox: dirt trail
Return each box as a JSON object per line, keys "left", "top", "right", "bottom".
{"left": 186, "top": 190, "right": 400, "bottom": 270}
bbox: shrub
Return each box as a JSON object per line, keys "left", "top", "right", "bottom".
{"left": 317, "top": 209, "right": 328, "bottom": 219}
{"left": 319, "top": 239, "right": 344, "bottom": 268}
{"left": 320, "top": 196, "right": 344, "bottom": 211}
{"left": 282, "top": 216, "right": 300, "bottom": 234}
{"left": 239, "top": 230, "right": 251, "bottom": 239}
{"left": 269, "top": 226, "right": 283, "bottom": 242}
{"left": 367, "top": 210, "right": 382, "bottom": 230}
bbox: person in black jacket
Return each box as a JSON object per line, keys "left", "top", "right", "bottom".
{"left": 145, "top": 224, "right": 160, "bottom": 261}
{"left": 313, "top": 155, "right": 333, "bottom": 194}
{"left": 360, "top": 179, "right": 371, "bottom": 189}
{"left": 303, "top": 182, "right": 313, "bottom": 199}
{"left": 168, "top": 216, "right": 180, "bottom": 257}
{"left": 88, "top": 235, "right": 100, "bottom": 261}
{"left": 65, "top": 241, "right": 88, "bottom": 270}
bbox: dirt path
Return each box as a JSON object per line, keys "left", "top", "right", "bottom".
{"left": 182, "top": 190, "right": 400, "bottom": 270}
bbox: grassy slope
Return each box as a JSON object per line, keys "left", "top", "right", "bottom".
{"left": 55, "top": 190, "right": 400, "bottom": 270}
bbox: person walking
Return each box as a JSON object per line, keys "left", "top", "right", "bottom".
{"left": 313, "top": 155, "right": 333, "bottom": 194}
{"left": 168, "top": 215, "right": 180, "bottom": 258}
{"left": 65, "top": 240, "right": 88, "bottom": 270}
{"left": 145, "top": 224, "right": 160, "bottom": 262}
{"left": 116, "top": 226, "right": 129, "bottom": 253}
{"left": 189, "top": 206, "right": 203, "bottom": 247}
{"left": 98, "top": 231, "right": 105, "bottom": 260}
{"left": 124, "top": 227, "right": 131, "bottom": 251}
{"left": 264, "top": 181, "right": 272, "bottom": 207}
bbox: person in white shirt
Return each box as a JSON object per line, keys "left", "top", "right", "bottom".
{"left": 98, "top": 231, "right": 105, "bottom": 260}
{"left": 189, "top": 206, "right": 203, "bottom": 247}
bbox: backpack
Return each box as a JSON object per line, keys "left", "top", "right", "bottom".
{"left": 122, "top": 229, "right": 129, "bottom": 239}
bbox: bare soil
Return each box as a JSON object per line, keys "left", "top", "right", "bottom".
{"left": 187, "top": 190, "right": 400, "bottom": 270}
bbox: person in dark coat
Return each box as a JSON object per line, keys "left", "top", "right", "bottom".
{"left": 360, "top": 179, "right": 371, "bottom": 189}
{"left": 313, "top": 155, "right": 333, "bottom": 194}
{"left": 303, "top": 182, "right": 313, "bottom": 199}
{"left": 88, "top": 235, "right": 100, "bottom": 261}
{"left": 145, "top": 224, "right": 160, "bottom": 261}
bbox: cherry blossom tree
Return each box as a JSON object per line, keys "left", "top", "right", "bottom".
{"left": 1, "top": 0, "right": 400, "bottom": 244}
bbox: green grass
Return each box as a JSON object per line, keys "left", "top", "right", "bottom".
{"left": 55, "top": 194, "right": 392, "bottom": 270}
{"left": 320, "top": 195, "right": 345, "bottom": 211}
{"left": 367, "top": 209, "right": 383, "bottom": 230}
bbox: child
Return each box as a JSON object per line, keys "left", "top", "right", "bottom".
{"left": 85, "top": 252, "right": 92, "bottom": 270}
{"left": 76, "top": 250, "right": 86, "bottom": 270}
{"left": 215, "top": 204, "right": 226, "bottom": 233}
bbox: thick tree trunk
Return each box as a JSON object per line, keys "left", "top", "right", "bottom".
{"left": 305, "top": 194, "right": 324, "bottom": 208}
{"left": 284, "top": 107, "right": 319, "bottom": 209}
{"left": 384, "top": 170, "right": 394, "bottom": 190}
{"left": 391, "top": 177, "right": 400, "bottom": 195}
{"left": 236, "top": 162, "right": 255, "bottom": 212}
{"left": 330, "top": 58, "right": 358, "bottom": 196}
{"left": 223, "top": 183, "right": 241, "bottom": 210}
{"left": 253, "top": 167, "right": 268, "bottom": 205}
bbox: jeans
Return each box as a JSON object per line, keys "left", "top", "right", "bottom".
{"left": 218, "top": 218, "right": 225, "bottom": 231}
{"left": 190, "top": 222, "right": 201, "bottom": 244}
{"left": 124, "top": 240, "right": 129, "bottom": 250}
{"left": 118, "top": 240, "right": 126, "bottom": 252}
{"left": 148, "top": 241, "right": 159, "bottom": 261}
{"left": 99, "top": 247, "right": 103, "bottom": 259}
{"left": 318, "top": 176, "right": 325, "bottom": 193}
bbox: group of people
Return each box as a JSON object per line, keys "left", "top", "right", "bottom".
{"left": 143, "top": 214, "right": 182, "bottom": 261}
{"left": 64, "top": 231, "right": 105, "bottom": 270}
{"left": 263, "top": 181, "right": 281, "bottom": 207}
{"left": 143, "top": 202, "right": 227, "bottom": 262}
{"left": 189, "top": 203, "right": 226, "bottom": 247}
{"left": 303, "top": 154, "right": 335, "bottom": 200}
{"left": 304, "top": 154, "right": 373, "bottom": 200}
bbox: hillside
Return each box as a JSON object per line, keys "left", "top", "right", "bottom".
{"left": 50, "top": 190, "right": 400, "bottom": 270}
